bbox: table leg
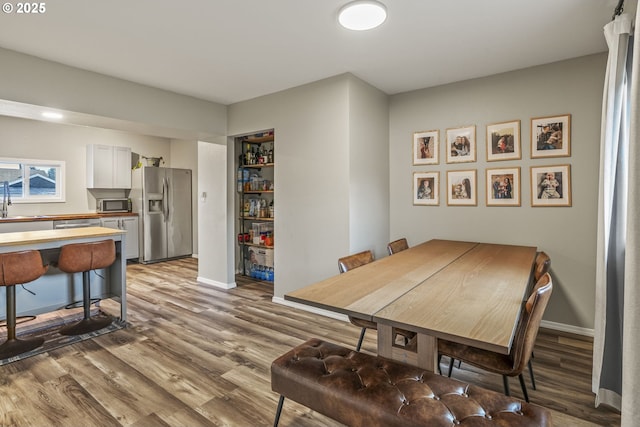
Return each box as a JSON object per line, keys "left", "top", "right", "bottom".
{"left": 377, "top": 324, "right": 394, "bottom": 359}
{"left": 377, "top": 325, "right": 438, "bottom": 372}
{"left": 416, "top": 333, "right": 438, "bottom": 372}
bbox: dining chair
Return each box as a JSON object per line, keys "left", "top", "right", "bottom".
{"left": 534, "top": 251, "right": 551, "bottom": 282}
{"left": 448, "top": 251, "right": 552, "bottom": 383}
{"left": 527, "top": 251, "right": 551, "bottom": 390}
{"left": 438, "top": 272, "right": 553, "bottom": 403}
{"left": 387, "top": 238, "right": 409, "bottom": 255}
{"left": 338, "top": 250, "right": 415, "bottom": 351}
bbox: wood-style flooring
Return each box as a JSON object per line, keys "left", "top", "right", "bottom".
{"left": 0, "top": 258, "right": 621, "bottom": 426}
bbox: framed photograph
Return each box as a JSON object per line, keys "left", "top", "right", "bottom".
{"left": 486, "top": 120, "right": 521, "bottom": 162}
{"left": 446, "top": 169, "right": 477, "bottom": 206}
{"left": 531, "top": 114, "right": 571, "bottom": 158}
{"left": 446, "top": 125, "right": 476, "bottom": 163}
{"left": 413, "top": 171, "right": 439, "bottom": 206}
{"left": 530, "top": 164, "right": 572, "bottom": 207}
{"left": 413, "top": 130, "right": 439, "bottom": 165}
{"left": 486, "top": 167, "right": 520, "bottom": 206}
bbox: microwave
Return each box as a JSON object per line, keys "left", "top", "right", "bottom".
{"left": 97, "top": 198, "right": 130, "bottom": 213}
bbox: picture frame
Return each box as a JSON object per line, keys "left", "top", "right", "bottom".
{"left": 531, "top": 114, "right": 571, "bottom": 158}
{"left": 486, "top": 167, "right": 520, "bottom": 206}
{"left": 486, "top": 120, "right": 521, "bottom": 162}
{"left": 530, "top": 164, "right": 571, "bottom": 207}
{"left": 446, "top": 125, "right": 476, "bottom": 163}
{"left": 413, "top": 171, "right": 439, "bottom": 206}
{"left": 413, "top": 130, "right": 439, "bottom": 165}
{"left": 446, "top": 169, "right": 477, "bottom": 206}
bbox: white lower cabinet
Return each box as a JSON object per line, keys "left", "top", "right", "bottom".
{"left": 101, "top": 216, "right": 139, "bottom": 260}
{"left": 0, "top": 221, "right": 53, "bottom": 233}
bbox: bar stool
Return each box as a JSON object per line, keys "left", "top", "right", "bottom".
{"left": 57, "top": 240, "right": 115, "bottom": 336}
{"left": 0, "top": 250, "right": 48, "bottom": 359}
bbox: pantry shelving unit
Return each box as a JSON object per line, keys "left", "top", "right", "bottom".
{"left": 236, "top": 132, "right": 275, "bottom": 282}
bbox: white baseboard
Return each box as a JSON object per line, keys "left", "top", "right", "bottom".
{"left": 197, "top": 276, "right": 237, "bottom": 289}
{"left": 540, "top": 320, "right": 594, "bottom": 337}
{"left": 273, "top": 297, "right": 594, "bottom": 338}
{"left": 272, "top": 296, "right": 348, "bottom": 322}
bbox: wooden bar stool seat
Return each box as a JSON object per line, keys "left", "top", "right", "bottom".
{"left": 56, "top": 240, "right": 116, "bottom": 336}
{"left": 0, "top": 250, "right": 48, "bottom": 359}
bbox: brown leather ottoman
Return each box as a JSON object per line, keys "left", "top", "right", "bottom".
{"left": 271, "top": 338, "right": 552, "bottom": 427}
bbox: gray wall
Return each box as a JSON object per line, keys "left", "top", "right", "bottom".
{"left": 349, "top": 77, "right": 391, "bottom": 256}
{"left": 0, "top": 47, "right": 226, "bottom": 137}
{"left": 0, "top": 115, "right": 171, "bottom": 216}
{"left": 389, "top": 54, "right": 607, "bottom": 331}
{"left": 197, "top": 139, "right": 232, "bottom": 286}
{"left": 228, "top": 74, "right": 390, "bottom": 298}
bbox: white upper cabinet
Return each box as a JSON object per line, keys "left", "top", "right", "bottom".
{"left": 113, "top": 146, "right": 132, "bottom": 189}
{"left": 87, "top": 144, "right": 132, "bottom": 189}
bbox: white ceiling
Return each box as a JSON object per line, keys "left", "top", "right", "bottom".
{"left": 0, "top": 0, "right": 633, "bottom": 106}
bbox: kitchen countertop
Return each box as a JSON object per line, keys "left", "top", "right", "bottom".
{"left": 0, "top": 212, "right": 138, "bottom": 223}
{"left": 0, "top": 226, "right": 126, "bottom": 247}
{"left": 0, "top": 226, "right": 128, "bottom": 321}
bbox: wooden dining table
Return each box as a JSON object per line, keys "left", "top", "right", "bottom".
{"left": 285, "top": 239, "right": 537, "bottom": 372}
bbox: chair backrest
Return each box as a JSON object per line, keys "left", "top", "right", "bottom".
{"left": 387, "top": 238, "right": 409, "bottom": 255}
{"left": 534, "top": 251, "right": 551, "bottom": 281}
{"left": 57, "top": 240, "right": 116, "bottom": 273}
{"left": 0, "top": 250, "right": 48, "bottom": 287}
{"left": 338, "top": 250, "right": 374, "bottom": 273}
{"left": 511, "top": 272, "right": 553, "bottom": 373}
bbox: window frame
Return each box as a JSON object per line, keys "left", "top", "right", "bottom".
{"left": 0, "top": 157, "right": 66, "bottom": 203}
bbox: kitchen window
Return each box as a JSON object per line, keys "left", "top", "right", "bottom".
{"left": 0, "top": 157, "right": 65, "bottom": 203}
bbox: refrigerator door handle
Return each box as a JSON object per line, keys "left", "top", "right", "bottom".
{"left": 162, "top": 178, "right": 170, "bottom": 222}
{"left": 162, "top": 177, "right": 168, "bottom": 221}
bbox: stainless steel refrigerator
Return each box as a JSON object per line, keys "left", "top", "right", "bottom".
{"left": 134, "top": 167, "right": 192, "bottom": 264}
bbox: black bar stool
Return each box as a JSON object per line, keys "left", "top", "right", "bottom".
{"left": 0, "top": 250, "right": 48, "bottom": 359}
{"left": 56, "top": 240, "right": 115, "bottom": 336}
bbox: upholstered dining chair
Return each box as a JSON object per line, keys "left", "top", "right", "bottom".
{"left": 387, "top": 238, "right": 409, "bottom": 255}
{"left": 338, "top": 250, "right": 415, "bottom": 351}
{"left": 439, "top": 272, "right": 553, "bottom": 403}
{"left": 448, "top": 251, "right": 552, "bottom": 384}
{"left": 527, "top": 251, "right": 551, "bottom": 390}
{"left": 534, "top": 251, "right": 551, "bottom": 282}
{"left": 338, "top": 250, "right": 377, "bottom": 351}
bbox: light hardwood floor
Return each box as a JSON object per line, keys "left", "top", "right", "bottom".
{"left": 0, "top": 258, "right": 620, "bottom": 426}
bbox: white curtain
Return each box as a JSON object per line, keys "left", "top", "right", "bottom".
{"left": 593, "top": 11, "right": 640, "bottom": 425}
{"left": 621, "top": 8, "right": 640, "bottom": 425}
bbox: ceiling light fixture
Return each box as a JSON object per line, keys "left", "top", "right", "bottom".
{"left": 42, "top": 111, "right": 63, "bottom": 119}
{"left": 338, "top": 0, "right": 387, "bottom": 31}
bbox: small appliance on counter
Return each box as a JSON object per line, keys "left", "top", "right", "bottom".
{"left": 96, "top": 198, "right": 131, "bottom": 213}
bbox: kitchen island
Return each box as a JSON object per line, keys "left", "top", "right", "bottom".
{"left": 0, "top": 227, "right": 128, "bottom": 321}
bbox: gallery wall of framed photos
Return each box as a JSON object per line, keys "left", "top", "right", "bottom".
{"left": 412, "top": 114, "right": 572, "bottom": 208}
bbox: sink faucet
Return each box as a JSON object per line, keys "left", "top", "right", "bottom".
{"left": 2, "top": 181, "right": 11, "bottom": 218}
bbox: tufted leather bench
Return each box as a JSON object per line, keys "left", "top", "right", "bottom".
{"left": 271, "top": 338, "right": 552, "bottom": 427}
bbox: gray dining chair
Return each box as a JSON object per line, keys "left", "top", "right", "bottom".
{"left": 387, "top": 238, "right": 409, "bottom": 255}
{"left": 338, "top": 250, "right": 415, "bottom": 351}
{"left": 527, "top": 251, "right": 551, "bottom": 390}
{"left": 439, "top": 272, "right": 553, "bottom": 403}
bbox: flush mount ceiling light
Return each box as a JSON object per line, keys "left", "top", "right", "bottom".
{"left": 42, "top": 111, "right": 63, "bottom": 119}
{"left": 338, "top": 0, "right": 387, "bottom": 31}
